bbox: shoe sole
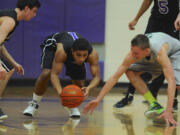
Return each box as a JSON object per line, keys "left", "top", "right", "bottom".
{"left": 113, "top": 103, "right": 132, "bottom": 111}
{"left": 144, "top": 110, "right": 164, "bottom": 119}
{"left": 0, "top": 115, "right": 8, "bottom": 120}
{"left": 23, "top": 113, "right": 33, "bottom": 117}
{"left": 70, "top": 115, "right": 80, "bottom": 118}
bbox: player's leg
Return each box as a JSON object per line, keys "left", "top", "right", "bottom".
{"left": 24, "top": 44, "right": 55, "bottom": 117}
{"left": 0, "top": 69, "right": 15, "bottom": 98}
{"left": 126, "top": 70, "right": 165, "bottom": 118}
{"left": 0, "top": 56, "right": 15, "bottom": 120}
{"left": 64, "top": 63, "right": 86, "bottom": 118}
{"left": 148, "top": 74, "right": 165, "bottom": 99}
{"left": 0, "top": 56, "right": 15, "bottom": 98}
{"left": 113, "top": 72, "right": 152, "bottom": 110}
{"left": 23, "top": 69, "right": 51, "bottom": 117}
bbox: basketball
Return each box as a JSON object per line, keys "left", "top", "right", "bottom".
{"left": 60, "top": 84, "right": 84, "bottom": 108}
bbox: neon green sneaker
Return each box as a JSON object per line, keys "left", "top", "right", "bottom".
{"left": 144, "top": 102, "right": 165, "bottom": 119}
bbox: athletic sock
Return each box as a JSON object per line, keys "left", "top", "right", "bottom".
{"left": 33, "top": 92, "right": 42, "bottom": 104}
{"left": 144, "top": 91, "right": 156, "bottom": 107}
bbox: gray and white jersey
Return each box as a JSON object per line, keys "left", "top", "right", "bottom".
{"left": 129, "top": 32, "right": 180, "bottom": 84}
{"left": 147, "top": 32, "right": 180, "bottom": 58}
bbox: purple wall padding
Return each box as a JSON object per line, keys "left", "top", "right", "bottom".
{"left": 64, "top": 0, "right": 105, "bottom": 43}
{"left": 0, "top": 0, "right": 105, "bottom": 80}
{"left": 23, "top": 0, "right": 65, "bottom": 78}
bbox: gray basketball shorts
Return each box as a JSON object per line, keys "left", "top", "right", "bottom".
{"left": 128, "top": 62, "right": 162, "bottom": 80}
{"left": 0, "top": 56, "right": 13, "bottom": 72}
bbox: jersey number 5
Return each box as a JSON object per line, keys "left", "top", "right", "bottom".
{"left": 158, "top": 0, "right": 169, "bottom": 14}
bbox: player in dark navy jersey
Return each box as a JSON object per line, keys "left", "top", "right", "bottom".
{"left": 114, "top": 0, "right": 180, "bottom": 112}
{"left": 23, "top": 32, "right": 100, "bottom": 118}
{"left": 0, "top": 0, "right": 40, "bottom": 120}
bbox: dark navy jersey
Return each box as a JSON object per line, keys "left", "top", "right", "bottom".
{"left": 0, "top": 9, "right": 19, "bottom": 45}
{"left": 41, "top": 32, "right": 93, "bottom": 65}
{"left": 42, "top": 32, "right": 93, "bottom": 55}
{"left": 151, "top": 0, "right": 179, "bottom": 22}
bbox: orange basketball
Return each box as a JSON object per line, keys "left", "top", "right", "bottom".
{"left": 60, "top": 84, "right": 84, "bottom": 108}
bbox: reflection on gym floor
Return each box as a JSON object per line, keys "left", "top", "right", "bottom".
{"left": 0, "top": 86, "right": 179, "bottom": 135}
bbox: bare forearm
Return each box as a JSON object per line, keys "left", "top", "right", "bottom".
{"left": 87, "top": 76, "right": 100, "bottom": 91}
{"left": 134, "top": 0, "right": 152, "bottom": 21}
{"left": 1, "top": 45, "right": 17, "bottom": 67}
{"left": 96, "top": 76, "right": 118, "bottom": 102}
{"left": 166, "top": 79, "right": 176, "bottom": 112}
{"left": 51, "top": 73, "right": 62, "bottom": 94}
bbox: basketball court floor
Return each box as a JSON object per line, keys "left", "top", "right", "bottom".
{"left": 0, "top": 86, "right": 179, "bottom": 135}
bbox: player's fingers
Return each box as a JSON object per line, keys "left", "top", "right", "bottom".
{"left": 83, "top": 103, "right": 92, "bottom": 114}
{"left": 165, "top": 119, "right": 170, "bottom": 127}
{"left": 18, "top": 67, "right": 24, "bottom": 75}
{"left": 83, "top": 106, "right": 89, "bottom": 115}
{"left": 157, "top": 114, "right": 162, "bottom": 119}
{"left": 90, "top": 108, "right": 94, "bottom": 115}
{"left": 21, "top": 68, "right": 24, "bottom": 75}
{"left": 170, "top": 119, "right": 177, "bottom": 126}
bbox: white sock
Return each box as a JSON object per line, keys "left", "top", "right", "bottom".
{"left": 33, "top": 93, "right": 42, "bottom": 104}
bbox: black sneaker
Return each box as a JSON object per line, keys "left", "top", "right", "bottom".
{"left": 0, "top": 108, "right": 8, "bottom": 120}
{"left": 172, "top": 99, "right": 178, "bottom": 113}
{"left": 113, "top": 95, "right": 134, "bottom": 110}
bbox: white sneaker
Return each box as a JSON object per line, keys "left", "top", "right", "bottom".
{"left": 23, "top": 101, "right": 39, "bottom": 117}
{"left": 65, "top": 107, "right": 80, "bottom": 118}
{"left": 0, "top": 109, "right": 8, "bottom": 120}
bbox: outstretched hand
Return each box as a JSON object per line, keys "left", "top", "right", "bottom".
{"left": 83, "top": 99, "right": 99, "bottom": 115}
{"left": 158, "top": 111, "right": 177, "bottom": 127}
{"left": 14, "top": 63, "right": 24, "bottom": 75}
{"left": 82, "top": 87, "right": 89, "bottom": 99}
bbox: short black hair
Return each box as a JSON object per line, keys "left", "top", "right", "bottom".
{"left": 72, "top": 38, "right": 91, "bottom": 51}
{"left": 16, "top": 0, "right": 41, "bottom": 10}
{"left": 131, "top": 34, "right": 150, "bottom": 50}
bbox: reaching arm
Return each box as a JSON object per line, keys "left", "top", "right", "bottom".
{"left": 0, "top": 17, "right": 17, "bottom": 78}
{"left": 129, "top": 0, "right": 153, "bottom": 30}
{"left": 156, "top": 44, "right": 177, "bottom": 126}
{"left": 83, "top": 52, "right": 136, "bottom": 114}
{"left": 0, "top": 45, "right": 24, "bottom": 75}
{"left": 157, "top": 44, "right": 176, "bottom": 112}
{"left": 1, "top": 45, "right": 18, "bottom": 67}
{"left": 86, "top": 49, "right": 100, "bottom": 95}
{"left": 96, "top": 52, "right": 136, "bottom": 102}
{"left": 51, "top": 43, "right": 66, "bottom": 94}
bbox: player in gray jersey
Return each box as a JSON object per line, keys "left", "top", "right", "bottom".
{"left": 115, "top": 0, "right": 180, "bottom": 112}
{"left": 84, "top": 32, "right": 179, "bottom": 126}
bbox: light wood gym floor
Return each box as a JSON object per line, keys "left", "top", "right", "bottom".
{"left": 0, "top": 86, "right": 179, "bottom": 135}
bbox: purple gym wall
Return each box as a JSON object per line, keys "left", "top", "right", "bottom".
{"left": 0, "top": 0, "right": 105, "bottom": 80}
